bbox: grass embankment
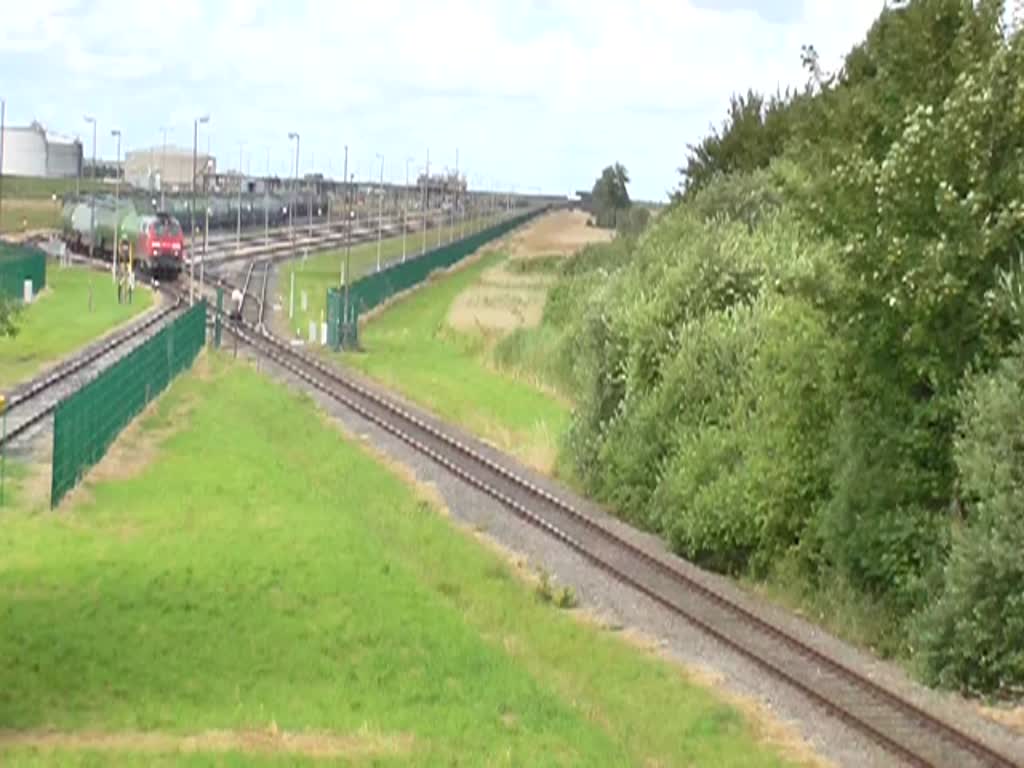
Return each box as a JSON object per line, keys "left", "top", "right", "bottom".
{"left": 0, "top": 355, "right": 805, "bottom": 767}
{"left": 284, "top": 216, "right": 499, "bottom": 339}
{"left": 0, "top": 265, "right": 154, "bottom": 389}
{"left": 0, "top": 177, "right": 107, "bottom": 233}
{"left": 344, "top": 248, "right": 570, "bottom": 473}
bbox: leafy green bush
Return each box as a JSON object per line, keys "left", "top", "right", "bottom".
{"left": 914, "top": 340, "right": 1024, "bottom": 697}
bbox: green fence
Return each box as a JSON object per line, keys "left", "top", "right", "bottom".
{"left": 0, "top": 242, "right": 46, "bottom": 301}
{"left": 50, "top": 301, "right": 207, "bottom": 507}
{"left": 327, "top": 208, "right": 544, "bottom": 348}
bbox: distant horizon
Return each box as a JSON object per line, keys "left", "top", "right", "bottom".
{"left": 2, "top": 2, "right": 882, "bottom": 201}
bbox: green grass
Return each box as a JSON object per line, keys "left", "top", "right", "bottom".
{"left": 284, "top": 216, "right": 499, "bottom": 338}
{"left": 343, "top": 249, "right": 571, "bottom": 473}
{"left": 0, "top": 176, "right": 105, "bottom": 200}
{"left": 0, "top": 265, "right": 154, "bottom": 388}
{"left": 0, "top": 355, "right": 799, "bottom": 766}
{"left": 0, "top": 200, "right": 62, "bottom": 233}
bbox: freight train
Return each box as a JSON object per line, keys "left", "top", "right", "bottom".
{"left": 61, "top": 198, "right": 186, "bottom": 278}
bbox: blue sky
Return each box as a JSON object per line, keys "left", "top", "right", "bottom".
{"left": 1, "top": 1, "right": 882, "bottom": 201}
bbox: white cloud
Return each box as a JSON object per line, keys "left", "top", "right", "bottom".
{"left": 2, "top": 0, "right": 882, "bottom": 198}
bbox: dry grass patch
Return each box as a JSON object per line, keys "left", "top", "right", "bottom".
{"left": 980, "top": 705, "right": 1024, "bottom": 735}
{"left": 0, "top": 727, "right": 415, "bottom": 760}
{"left": 509, "top": 210, "right": 613, "bottom": 259}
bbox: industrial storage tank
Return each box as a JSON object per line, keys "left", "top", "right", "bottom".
{"left": 43, "top": 129, "right": 82, "bottom": 177}
{"left": 0, "top": 122, "right": 82, "bottom": 178}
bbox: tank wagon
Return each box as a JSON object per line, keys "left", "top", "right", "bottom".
{"left": 163, "top": 191, "right": 330, "bottom": 233}
{"left": 62, "top": 198, "right": 185, "bottom": 278}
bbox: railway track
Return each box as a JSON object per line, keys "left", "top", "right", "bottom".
{"left": 197, "top": 209, "right": 505, "bottom": 270}
{"left": 204, "top": 291, "right": 1018, "bottom": 768}
{"left": 0, "top": 295, "right": 184, "bottom": 450}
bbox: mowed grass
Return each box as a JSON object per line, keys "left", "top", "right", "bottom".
{"left": 1, "top": 176, "right": 105, "bottom": 199}
{"left": 0, "top": 200, "right": 62, "bottom": 233}
{"left": 0, "top": 176, "right": 106, "bottom": 233}
{"left": 284, "top": 215, "right": 499, "bottom": 338}
{"left": 0, "top": 355, "right": 801, "bottom": 767}
{"left": 0, "top": 265, "right": 154, "bottom": 388}
{"left": 343, "top": 249, "right": 570, "bottom": 473}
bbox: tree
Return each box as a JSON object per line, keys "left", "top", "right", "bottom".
{"left": 675, "top": 89, "right": 808, "bottom": 202}
{"left": 591, "top": 163, "right": 632, "bottom": 228}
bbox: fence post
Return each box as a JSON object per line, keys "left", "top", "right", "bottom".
{"left": 215, "top": 287, "right": 223, "bottom": 348}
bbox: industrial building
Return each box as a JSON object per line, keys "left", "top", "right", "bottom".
{"left": 0, "top": 122, "right": 82, "bottom": 178}
{"left": 124, "top": 146, "right": 216, "bottom": 193}
{"left": 416, "top": 171, "right": 466, "bottom": 206}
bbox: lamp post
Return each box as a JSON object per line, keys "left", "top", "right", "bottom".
{"left": 342, "top": 145, "right": 349, "bottom": 289}
{"left": 111, "top": 128, "right": 121, "bottom": 281}
{"left": 236, "top": 142, "right": 244, "bottom": 251}
{"left": 422, "top": 149, "right": 429, "bottom": 255}
{"left": 159, "top": 126, "right": 168, "bottom": 210}
{"left": 264, "top": 147, "right": 270, "bottom": 246}
{"left": 375, "top": 153, "right": 384, "bottom": 272}
{"left": 190, "top": 114, "right": 209, "bottom": 306}
{"left": 84, "top": 116, "right": 96, "bottom": 259}
{"left": 288, "top": 132, "right": 299, "bottom": 251}
{"left": 452, "top": 148, "right": 458, "bottom": 243}
{"left": 403, "top": 157, "right": 413, "bottom": 262}
{"left": 438, "top": 166, "right": 445, "bottom": 248}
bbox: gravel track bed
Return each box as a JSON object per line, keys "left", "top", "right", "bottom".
{"left": 231, "top": 340, "right": 1024, "bottom": 768}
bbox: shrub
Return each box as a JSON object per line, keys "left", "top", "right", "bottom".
{"left": 914, "top": 339, "right": 1024, "bottom": 697}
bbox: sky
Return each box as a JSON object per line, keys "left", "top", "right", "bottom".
{"left": 1, "top": 1, "right": 884, "bottom": 201}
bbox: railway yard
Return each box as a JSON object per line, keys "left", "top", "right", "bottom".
{"left": 3, "top": 4, "right": 1023, "bottom": 766}
{"left": 0, "top": 206, "right": 1020, "bottom": 767}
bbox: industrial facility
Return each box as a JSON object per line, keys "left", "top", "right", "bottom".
{"left": 124, "top": 145, "right": 216, "bottom": 193}
{"left": 0, "top": 121, "right": 82, "bottom": 178}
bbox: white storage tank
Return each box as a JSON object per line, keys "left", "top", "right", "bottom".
{"left": 0, "top": 121, "right": 82, "bottom": 178}
{"left": 1, "top": 124, "right": 48, "bottom": 176}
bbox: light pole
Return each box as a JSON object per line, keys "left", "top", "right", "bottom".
{"left": 159, "top": 126, "right": 168, "bottom": 210}
{"left": 84, "top": 116, "right": 96, "bottom": 259}
{"left": 303, "top": 149, "right": 311, "bottom": 234}
{"left": 375, "top": 152, "right": 384, "bottom": 272}
{"left": 190, "top": 114, "right": 209, "bottom": 306}
{"left": 403, "top": 157, "right": 413, "bottom": 262}
{"left": 264, "top": 147, "right": 270, "bottom": 246}
{"left": 236, "top": 142, "right": 244, "bottom": 251}
{"left": 288, "top": 131, "right": 299, "bottom": 251}
{"left": 438, "top": 166, "right": 445, "bottom": 248}
{"left": 422, "top": 149, "right": 429, "bottom": 255}
{"left": 111, "top": 128, "right": 121, "bottom": 281}
{"left": 326, "top": 161, "right": 332, "bottom": 233}
{"left": 451, "top": 148, "right": 458, "bottom": 243}
{"left": 342, "top": 145, "right": 349, "bottom": 288}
